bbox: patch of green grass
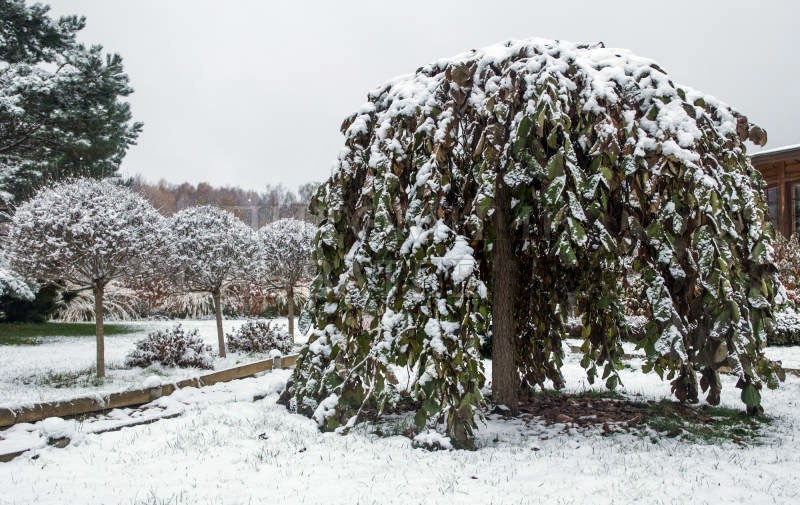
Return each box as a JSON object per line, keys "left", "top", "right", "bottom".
{"left": 14, "top": 366, "right": 102, "bottom": 388}
{"left": 0, "top": 322, "right": 136, "bottom": 345}
{"left": 14, "top": 362, "right": 130, "bottom": 388}
{"left": 641, "top": 400, "right": 770, "bottom": 444}
{"left": 575, "top": 388, "right": 624, "bottom": 400}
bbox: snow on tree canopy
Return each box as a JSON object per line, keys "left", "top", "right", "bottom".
{"left": 258, "top": 218, "right": 316, "bottom": 289}
{"left": 282, "top": 38, "right": 782, "bottom": 446}
{"left": 7, "top": 178, "right": 163, "bottom": 286}
{"left": 167, "top": 206, "right": 257, "bottom": 293}
{"left": 257, "top": 218, "right": 316, "bottom": 338}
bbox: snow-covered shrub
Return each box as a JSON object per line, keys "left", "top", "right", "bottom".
{"left": 768, "top": 308, "right": 800, "bottom": 346}
{"left": 226, "top": 320, "right": 293, "bottom": 354}
{"left": 126, "top": 324, "right": 214, "bottom": 369}
{"left": 773, "top": 234, "right": 800, "bottom": 305}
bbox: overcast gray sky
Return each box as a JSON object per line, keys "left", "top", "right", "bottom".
{"left": 46, "top": 0, "right": 799, "bottom": 192}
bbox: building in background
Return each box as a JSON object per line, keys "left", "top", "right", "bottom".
{"left": 751, "top": 144, "right": 800, "bottom": 237}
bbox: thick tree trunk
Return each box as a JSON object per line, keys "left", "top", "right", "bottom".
{"left": 287, "top": 285, "right": 295, "bottom": 339}
{"left": 94, "top": 283, "right": 105, "bottom": 379}
{"left": 212, "top": 289, "right": 226, "bottom": 357}
{"left": 491, "top": 174, "right": 519, "bottom": 412}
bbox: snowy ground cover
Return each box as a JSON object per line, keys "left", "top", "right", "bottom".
{"left": 1, "top": 339, "right": 799, "bottom": 504}
{"left": 0, "top": 318, "right": 295, "bottom": 406}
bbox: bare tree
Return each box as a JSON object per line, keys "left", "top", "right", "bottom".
{"left": 166, "top": 205, "right": 257, "bottom": 357}
{"left": 8, "top": 178, "right": 163, "bottom": 377}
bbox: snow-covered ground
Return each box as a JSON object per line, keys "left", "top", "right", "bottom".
{"left": 0, "top": 318, "right": 297, "bottom": 406}
{"left": 1, "top": 330, "right": 799, "bottom": 504}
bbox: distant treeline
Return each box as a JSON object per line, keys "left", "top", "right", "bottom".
{"left": 132, "top": 178, "right": 320, "bottom": 228}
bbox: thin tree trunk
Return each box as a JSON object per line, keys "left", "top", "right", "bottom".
{"left": 491, "top": 173, "right": 519, "bottom": 412}
{"left": 287, "top": 285, "right": 295, "bottom": 339}
{"left": 94, "top": 282, "right": 105, "bottom": 379}
{"left": 212, "top": 289, "right": 226, "bottom": 357}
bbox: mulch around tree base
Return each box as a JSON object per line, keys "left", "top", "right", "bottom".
{"left": 499, "top": 392, "right": 755, "bottom": 439}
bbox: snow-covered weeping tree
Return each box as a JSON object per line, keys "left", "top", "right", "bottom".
{"left": 281, "top": 38, "right": 784, "bottom": 447}
{"left": 257, "top": 218, "right": 316, "bottom": 338}
{"left": 7, "top": 179, "right": 163, "bottom": 377}
{"left": 167, "top": 205, "right": 258, "bottom": 357}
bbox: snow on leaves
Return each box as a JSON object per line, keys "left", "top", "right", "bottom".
{"left": 285, "top": 38, "right": 781, "bottom": 444}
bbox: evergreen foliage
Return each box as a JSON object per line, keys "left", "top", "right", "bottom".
{"left": 0, "top": 0, "right": 141, "bottom": 204}
{"left": 282, "top": 38, "right": 783, "bottom": 446}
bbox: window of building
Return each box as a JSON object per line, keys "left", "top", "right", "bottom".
{"left": 793, "top": 183, "right": 800, "bottom": 236}
{"left": 766, "top": 186, "right": 780, "bottom": 227}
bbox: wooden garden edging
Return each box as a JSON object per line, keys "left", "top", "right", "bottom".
{"left": 0, "top": 354, "right": 298, "bottom": 429}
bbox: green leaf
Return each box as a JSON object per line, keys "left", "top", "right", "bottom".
{"left": 512, "top": 115, "right": 533, "bottom": 157}
{"left": 544, "top": 175, "right": 566, "bottom": 209}
{"left": 741, "top": 384, "right": 761, "bottom": 409}
{"left": 414, "top": 408, "right": 427, "bottom": 428}
{"left": 568, "top": 217, "right": 588, "bottom": 247}
{"left": 546, "top": 153, "right": 565, "bottom": 179}
{"left": 556, "top": 232, "right": 577, "bottom": 266}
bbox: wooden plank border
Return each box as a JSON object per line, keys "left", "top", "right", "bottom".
{"left": 0, "top": 354, "right": 298, "bottom": 428}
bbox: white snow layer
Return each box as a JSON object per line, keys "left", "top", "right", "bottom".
{"left": 1, "top": 337, "right": 799, "bottom": 504}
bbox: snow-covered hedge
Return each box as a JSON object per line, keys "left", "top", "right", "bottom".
{"left": 769, "top": 308, "right": 800, "bottom": 347}
{"left": 226, "top": 320, "right": 293, "bottom": 354}
{"left": 126, "top": 325, "right": 214, "bottom": 369}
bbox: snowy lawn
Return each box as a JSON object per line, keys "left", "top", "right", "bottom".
{"left": 0, "top": 318, "right": 296, "bottom": 406}
{"left": 1, "top": 342, "right": 799, "bottom": 504}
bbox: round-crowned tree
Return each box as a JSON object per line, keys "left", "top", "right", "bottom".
{"left": 8, "top": 178, "right": 163, "bottom": 377}
{"left": 167, "top": 205, "right": 257, "bottom": 357}
{"left": 257, "top": 218, "right": 316, "bottom": 338}
{"left": 281, "top": 38, "right": 784, "bottom": 447}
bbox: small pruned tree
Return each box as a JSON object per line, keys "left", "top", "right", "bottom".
{"left": 282, "top": 38, "right": 783, "bottom": 447}
{"left": 166, "top": 205, "right": 257, "bottom": 357}
{"left": 7, "top": 178, "right": 163, "bottom": 377}
{"left": 257, "top": 218, "right": 316, "bottom": 338}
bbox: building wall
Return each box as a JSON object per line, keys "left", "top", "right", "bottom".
{"left": 751, "top": 147, "right": 800, "bottom": 237}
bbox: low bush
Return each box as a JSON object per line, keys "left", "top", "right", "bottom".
{"left": 768, "top": 308, "right": 800, "bottom": 346}
{"left": 774, "top": 234, "right": 800, "bottom": 305}
{"left": 126, "top": 324, "right": 214, "bottom": 369}
{"left": 226, "top": 320, "right": 293, "bottom": 354}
